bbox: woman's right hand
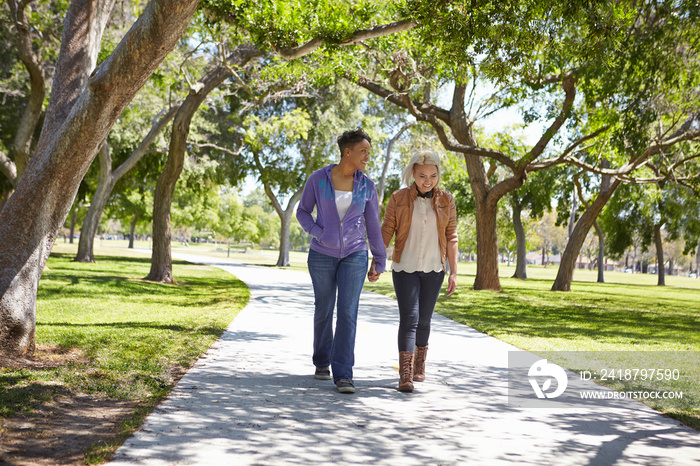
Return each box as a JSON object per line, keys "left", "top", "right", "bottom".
{"left": 367, "top": 259, "right": 381, "bottom": 282}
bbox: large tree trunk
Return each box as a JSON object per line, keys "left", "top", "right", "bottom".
{"left": 593, "top": 220, "right": 605, "bottom": 283}
{"left": 146, "top": 45, "right": 261, "bottom": 283}
{"left": 654, "top": 223, "right": 665, "bottom": 286}
{"left": 512, "top": 200, "right": 527, "bottom": 279}
{"left": 472, "top": 188, "right": 502, "bottom": 290}
{"left": 552, "top": 179, "right": 622, "bottom": 291}
{"left": 0, "top": 0, "right": 200, "bottom": 356}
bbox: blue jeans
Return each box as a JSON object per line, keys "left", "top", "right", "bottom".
{"left": 392, "top": 270, "right": 445, "bottom": 352}
{"left": 308, "top": 248, "right": 368, "bottom": 382}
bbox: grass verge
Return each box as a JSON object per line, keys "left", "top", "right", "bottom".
{"left": 0, "top": 246, "right": 249, "bottom": 463}
{"left": 364, "top": 266, "right": 700, "bottom": 430}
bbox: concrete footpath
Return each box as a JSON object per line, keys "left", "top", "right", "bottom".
{"left": 110, "top": 254, "right": 699, "bottom": 465}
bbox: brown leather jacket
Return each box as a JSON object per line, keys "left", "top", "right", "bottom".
{"left": 381, "top": 184, "right": 458, "bottom": 267}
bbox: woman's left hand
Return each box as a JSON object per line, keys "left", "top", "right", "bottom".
{"left": 446, "top": 273, "right": 457, "bottom": 296}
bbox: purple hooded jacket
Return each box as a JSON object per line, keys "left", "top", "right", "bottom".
{"left": 297, "top": 165, "right": 386, "bottom": 273}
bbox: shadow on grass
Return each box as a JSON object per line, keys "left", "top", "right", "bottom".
{"left": 36, "top": 322, "right": 225, "bottom": 340}
{"left": 435, "top": 281, "right": 700, "bottom": 347}
{"left": 0, "top": 378, "right": 69, "bottom": 417}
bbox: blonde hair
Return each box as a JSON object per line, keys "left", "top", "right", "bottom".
{"left": 402, "top": 150, "right": 442, "bottom": 187}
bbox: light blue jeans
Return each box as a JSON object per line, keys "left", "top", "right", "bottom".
{"left": 308, "top": 249, "right": 368, "bottom": 382}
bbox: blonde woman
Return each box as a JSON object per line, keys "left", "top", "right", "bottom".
{"left": 369, "top": 150, "right": 458, "bottom": 392}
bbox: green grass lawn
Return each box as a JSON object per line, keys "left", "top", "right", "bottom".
{"left": 1, "top": 243, "right": 249, "bottom": 462}
{"left": 4, "top": 239, "right": 699, "bottom": 461}
{"left": 364, "top": 262, "right": 700, "bottom": 430}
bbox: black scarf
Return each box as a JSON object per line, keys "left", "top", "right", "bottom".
{"left": 416, "top": 185, "right": 434, "bottom": 199}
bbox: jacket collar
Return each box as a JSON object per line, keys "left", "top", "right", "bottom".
{"left": 412, "top": 182, "right": 434, "bottom": 199}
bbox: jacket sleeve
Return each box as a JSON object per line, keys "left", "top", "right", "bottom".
{"left": 446, "top": 191, "right": 458, "bottom": 244}
{"left": 365, "top": 183, "right": 387, "bottom": 274}
{"left": 296, "top": 174, "right": 323, "bottom": 241}
{"left": 381, "top": 191, "right": 397, "bottom": 248}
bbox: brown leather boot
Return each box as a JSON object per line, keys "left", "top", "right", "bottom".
{"left": 413, "top": 345, "right": 428, "bottom": 382}
{"left": 398, "top": 351, "right": 414, "bottom": 392}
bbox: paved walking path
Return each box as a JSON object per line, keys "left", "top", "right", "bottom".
{"left": 110, "top": 254, "right": 699, "bottom": 465}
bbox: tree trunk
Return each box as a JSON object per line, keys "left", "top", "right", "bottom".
{"left": 472, "top": 188, "right": 501, "bottom": 290}
{"left": 76, "top": 107, "right": 178, "bottom": 263}
{"left": 552, "top": 179, "right": 622, "bottom": 291}
{"left": 378, "top": 121, "right": 414, "bottom": 204}
{"left": 512, "top": 201, "right": 527, "bottom": 279}
{"left": 276, "top": 210, "right": 294, "bottom": 267}
{"left": 128, "top": 214, "right": 138, "bottom": 249}
{"left": 146, "top": 45, "right": 261, "bottom": 283}
{"left": 568, "top": 193, "right": 577, "bottom": 238}
{"left": 69, "top": 208, "right": 78, "bottom": 244}
{"left": 6, "top": 0, "right": 47, "bottom": 185}
{"left": 654, "top": 223, "right": 665, "bottom": 286}
{"left": 75, "top": 143, "right": 112, "bottom": 262}
{"left": 0, "top": 0, "right": 200, "bottom": 356}
{"left": 593, "top": 220, "right": 605, "bottom": 283}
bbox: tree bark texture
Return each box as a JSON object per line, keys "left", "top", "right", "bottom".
{"left": 512, "top": 201, "right": 527, "bottom": 279}
{"left": 128, "top": 214, "right": 139, "bottom": 249}
{"left": 276, "top": 211, "right": 293, "bottom": 267}
{"left": 69, "top": 208, "right": 78, "bottom": 244}
{"left": 593, "top": 220, "right": 605, "bottom": 283}
{"left": 552, "top": 179, "right": 622, "bottom": 291}
{"left": 75, "top": 143, "right": 112, "bottom": 263}
{"left": 0, "top": 0, "right": 201, "bottom": 356}
{"left": 6, "top": 0, "right": 48, "bottom": 184}
{"left": 75, "top": 107, "right": 178, "bottom": 262}
{"left": 654, "top": 223, "right": 665, "bottom": 286}
{"left": 146, "top": 45, "right": 261, "bottom": 283}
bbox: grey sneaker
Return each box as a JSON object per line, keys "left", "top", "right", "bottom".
{"left": 335, "top": 378, "right": 355, "bottom": 394}
{"left": 314, "top": 366, "right": 331, "bottom": 380}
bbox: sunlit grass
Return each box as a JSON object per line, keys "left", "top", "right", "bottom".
{"left": 364, "top": 261, "right": 700, "bottom": 430}
{"left": 1, "top": 245, "right": 249, "bottom": 462}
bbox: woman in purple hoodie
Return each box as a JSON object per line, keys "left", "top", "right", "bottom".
{"left": 296, "top": 128, "right": 387, "bottom": 394}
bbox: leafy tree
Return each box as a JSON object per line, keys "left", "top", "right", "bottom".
{"left": 0, "top": 0, "right": 66, "bottom": 190}
{"left": 601, "top": 180, "right": 700, "bottom": 286}
{"left": 244, "top": 107, "right": 311, "bottom": 265}
{"left": 347, "top": 0, "right": 700, "bottom": 293}
{"left": 0, "top": 0, "right": 200, "bottom": 356}
{"left": 145, "top": 1, "right": 414, "bottom": 282}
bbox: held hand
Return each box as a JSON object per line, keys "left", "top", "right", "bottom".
{"left": 446, "top": 274, "right": 457, "bottom": 296}
{"left": 367, "top": 259, "right": 381, "bottom": 282}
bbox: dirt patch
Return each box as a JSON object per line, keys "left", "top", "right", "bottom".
{"left": 0, "top": 347, "right": 138, "bottom": 465}
{"left": 0, "top": 346, "right": 89, "bottom": 371}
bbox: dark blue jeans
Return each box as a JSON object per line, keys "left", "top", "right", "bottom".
{"left": 392, "top": 270, "right": 445, "bottom": 352}
{"left": 308, "top": 249, "right": 368, "bottom": 382}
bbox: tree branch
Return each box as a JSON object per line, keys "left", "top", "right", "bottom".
{"left": 517, "top": 74, "right": 577, "bottom": 176}
{"left": 0, "top": 151, "right": 17, "bottom": 187}
{"left": 190, "top": 142, "right": 243, "bottom": 157}
{"left": 112, "top": 105, "right": 181, "bottom": 181}
{"left": 354, "top": 75, "right": 451, "bottom": 123}
{"left": 272, "top": 20, "right": 416, "bottom": 60}
{"left": 528, "top": 126, "right": 611, "bottom": 172}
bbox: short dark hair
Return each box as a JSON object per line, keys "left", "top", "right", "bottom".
{"left": 337, "top": 128, "right": 371, "bottom": 158}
